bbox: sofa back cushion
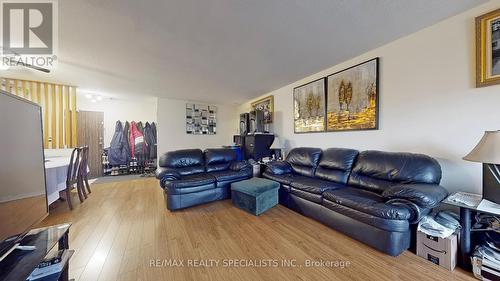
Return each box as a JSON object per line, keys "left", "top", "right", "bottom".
{"left": 285, "top": 147, "right": 322, "bottom": 177}
{"left": 315, "top": 148, "right": 359, "bottom": 184}
{"left": 158, "top": 149, "right": 205, "bottom": 175}
{"left": 348, "top": 150, "right": 442, "bottom": 193}
{"left": 204, "top": 148, "right": 237, "bottom": 172}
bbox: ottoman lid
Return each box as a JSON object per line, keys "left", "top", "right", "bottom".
{"left": 231, "top": 178, "right": 279, "bottom": 197}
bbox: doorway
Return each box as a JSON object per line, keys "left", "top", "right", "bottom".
{"left": 77, "top": 111, "right": 104, "bottom": 178}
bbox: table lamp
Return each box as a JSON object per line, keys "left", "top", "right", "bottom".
{"left": 270, "top": 136, "right": 282, "bottom": 160}
{"left": 463, "top": 130, "right": 500, "bottom": 203}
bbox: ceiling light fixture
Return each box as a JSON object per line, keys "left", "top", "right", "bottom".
{"left": 85, "top": 94, "right": 92, "bottom": 99}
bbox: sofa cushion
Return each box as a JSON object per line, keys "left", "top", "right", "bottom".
{"left": 165, "top": 182, "right": 216, "bottom": 195}
{"left": 229, "top": 160, "right": 251, "bottom": 171}
{"left": 163, "top": 173, "right": 216, "bottom": 189}
{"left": 290, "top": 188, "right": 323, "bottom": 204}
{"left": 321, "top": 200, "right": 410, "bottom": 232}
{"left": 285, "top": 147, "right": 322, "bottom": 177}
{"left": 290, "top": 178, "right": 346, "bottom": 195}
{"left": 204, "top": 148, "right": 237, "bottom": 172}
{"left": 315, "top": 148, "right": 359, "bottom": 184}
{"left": 264, "top": 161, "right": 292, "bottom": 175}
{"left": 348, "top": 150, "right": 442, "bottom": 193}
{"left": 262, "top": 171, "right": 310, "bottom": 186}
{"left": 208, "top": 169, "right": 252, "bottom": 182}
{"left": 323, "top": 187, "right": 411, "bottom": 220}
{"left": 158, "top": 149, "right": 205, "bottom": 175}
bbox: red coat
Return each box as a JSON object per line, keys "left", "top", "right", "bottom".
{"left": 129, "top": 121, "right": 144, "bottom": 159}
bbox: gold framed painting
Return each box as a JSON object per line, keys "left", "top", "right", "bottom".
{"left": 326, "top": 58, "right": 379, "bottom": 131}
{"left": 293, "top": 78, "right": 326, "bottom": 133}
{"left": 476, "top": 8, "right": 500, "bottom": 87}
{"left": 251, "top": 95, "right": 274, "bottom": 123}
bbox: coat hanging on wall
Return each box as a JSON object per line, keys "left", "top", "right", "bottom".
{"left": 129, "top": 121, "right": 145, "bottom": 162}
{"left": 108, "top": 121, "right": 129, "bottom": 165}
{"left": 143, "top": 122, "right": 157, "bottom": 160}
{"left": 151, "top": 122, "right": 157, "bottom": 159}
{"left": 123, "top": 121, "right": 131, "bottom": 162}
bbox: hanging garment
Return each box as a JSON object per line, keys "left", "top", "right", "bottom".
{"left": 128, "top": 121, "right": 134, "bottom": 158}
{"left": 137, "top": 121, "right": 144, "bottom": 133}
{"left": 108, "top": 121, "right": 129, "bottom": 165}
{"left": 136, "top": 122, "right": 145, "bottom": 162}
{"left": 129, "top": 121, "right": 145, "bottom": 162}
{"left": 144, "top": 122, "right": 153, "bottom": 160}
{"left": 123, "top": 121, "right": 131, "bottom": 161}
{"left": 151, "top": 122, "right": 157, "bottom": 159}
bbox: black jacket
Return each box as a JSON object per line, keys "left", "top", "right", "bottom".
{"left": 108, "top": 121, "right": 129, "bottom": 165}
{"left": 150, "top": 122, "right": 157, "bottom": 159}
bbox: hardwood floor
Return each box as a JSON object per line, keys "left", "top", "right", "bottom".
{"left": 39, "top": 178, "right": 475, "bottom": 281}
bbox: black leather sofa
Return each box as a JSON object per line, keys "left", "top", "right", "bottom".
{"left": 263, "top": 147, "right": 448, "bottom": 256}
{"left": 156, "top": 148, "right": 252, "bottom": 210}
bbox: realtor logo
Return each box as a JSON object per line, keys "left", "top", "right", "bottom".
{"left": 1, "top": 0, "right": 57, "bottom": 70}
{"left": 2, "top": 1, "right": 53, "bottom": 54}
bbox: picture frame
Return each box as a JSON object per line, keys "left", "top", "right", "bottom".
{"left": 476, "top": 8, "right": 500, "bottom": 87}
{"left": 186, "top": 103, "right": 217, "bottom": 135}
{"left": 293, "top": 78, "right": 326, "bottom": 133}
{"left": 326, "top": 58, "right": 379, "bottom": 132}
{"left": 251, "top": 95, "right": 274, "bottom": 124}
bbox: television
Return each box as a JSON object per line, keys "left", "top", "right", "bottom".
{"left": 0, "top": 90, "right": 48, "bottom": 259}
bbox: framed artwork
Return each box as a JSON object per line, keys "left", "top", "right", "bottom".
{"left": 251, "top": 95, "right": 274, "bottom": 123}
{"left": 476, "top": 8, "right": 500, "bottom": 87}
{"left": 186, "top": 104, "right": 217, "bottom": 134}
{"left": 326, "top": 58, "right": 379, "bottom": 132}
{"left": 293, "top": 78, "right": 326, "bottom": 133}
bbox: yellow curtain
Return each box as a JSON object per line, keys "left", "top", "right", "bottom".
{"left": 1, "top": 78, "right": 78, "bottom": 149}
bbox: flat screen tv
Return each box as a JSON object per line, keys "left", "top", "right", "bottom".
{"left": 0, "top": 90, "right": 48, "bottom": 259}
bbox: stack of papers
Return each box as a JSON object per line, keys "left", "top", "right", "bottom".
{"left": 477, "top": 199, "right": 500, "bottom": 216}
{"left": 446, "top": 192, "right": 482, "bottom": 207}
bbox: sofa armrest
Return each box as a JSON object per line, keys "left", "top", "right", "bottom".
{"left": 229, "top": 160, "right": 251, "bottom": 171}
{"left": 155, "top": 167, "right": 181, "bottom": 181}
{"left": 264, "top": 161, "right": 292, "bottom": 175}
{"left": 382, "top": 183, "right": 448, "bottom": 209}
{"left": 385, "top": 198, "right": 430, "bottom": 224}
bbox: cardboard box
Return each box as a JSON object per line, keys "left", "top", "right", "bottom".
{"left": 416, "top": 231, "right": 457, "bottom": 270}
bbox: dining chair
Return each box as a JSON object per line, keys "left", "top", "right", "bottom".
{"left": 79, "top": 146, "right": 91, "bottom": 194}
{"left": 65, "top": 147, "right": 84, "bottom": 209}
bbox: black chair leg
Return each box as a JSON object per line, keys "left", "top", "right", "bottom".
{"left": 85, "top": 177, "right": 91, "bottom": 194}
{"left": 76, "top": 180, "right": 85, "bottom": 203}
{"left": 79, "top": 178, "right": 88, "bottom": 199}
{"left": 65, "top": 185, "right": 73, "bottom": 210}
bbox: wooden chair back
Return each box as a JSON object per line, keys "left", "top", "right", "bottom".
{"left": 66, "top": 147, "right": 82, "bottom": 185}
{"left": 79, "top": 146, "right": 89, "bottom": 178}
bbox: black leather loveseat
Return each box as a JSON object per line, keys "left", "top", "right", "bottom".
{"left": 156, "top": 148, "right": 252, "bottom": 210}
{"left": 263, "top": 147, "right": 448, "bottom": 256}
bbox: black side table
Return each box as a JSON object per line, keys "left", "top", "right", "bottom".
{"left": 0, "top": 223, "right": 73, "bottom": 281}
{"left": 442, "top": 194, "right": 488, "bottom": 271}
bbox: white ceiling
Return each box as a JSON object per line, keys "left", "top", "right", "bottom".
{"left": 1, "top": 0, "right": 486, "bottom": 104}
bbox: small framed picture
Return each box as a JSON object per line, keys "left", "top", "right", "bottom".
{"left": 251, "top": 95, "right": 274, "bottom": 124}
{"left": 476, "top": 8, "right": 500, "bottom": 87}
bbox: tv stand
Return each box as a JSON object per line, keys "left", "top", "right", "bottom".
{"left": 0, "top": 223, "right": 72, "bottom": 281}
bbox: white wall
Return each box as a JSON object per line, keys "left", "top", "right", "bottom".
{"left": 238, "top": 1, "right": 500, "bottom": 194}
{"left": 157, "top": 98, "right": 238, "bottom": 155}
{"left": 77, "top": 93, "right": 157, "bottom": 147}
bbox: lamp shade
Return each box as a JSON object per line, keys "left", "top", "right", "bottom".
{"left": 463, "top": 131, "right": 500, "bottom": 164}
{"left": 270, "top": 136, "right": 281, "bottom": 149}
